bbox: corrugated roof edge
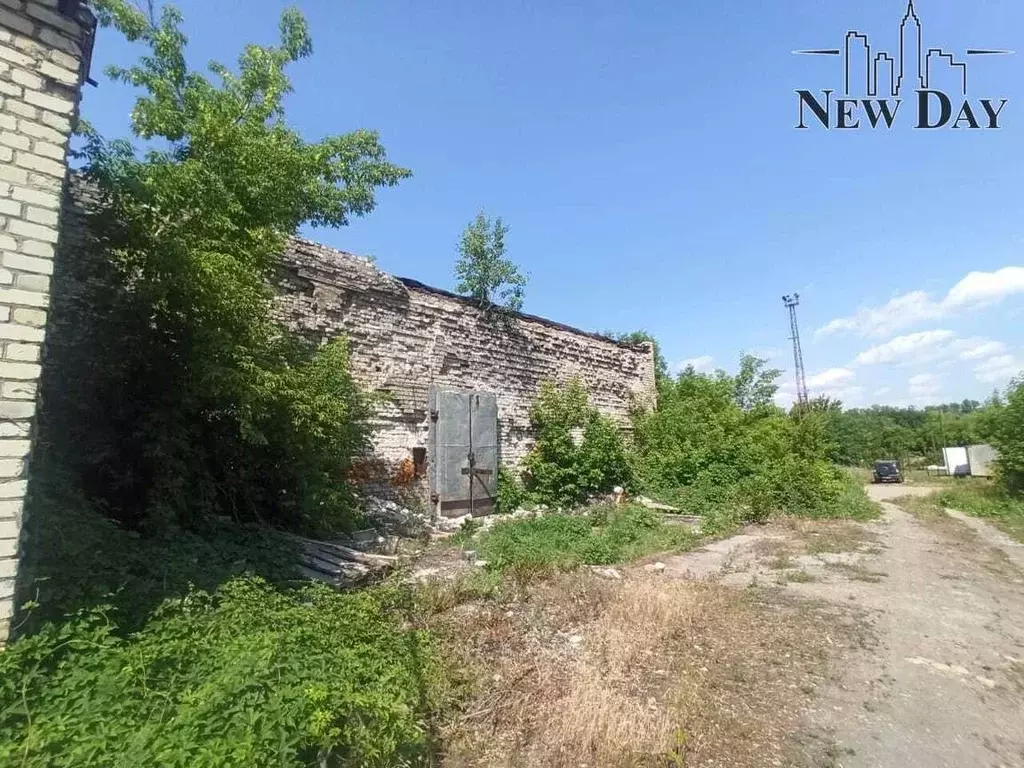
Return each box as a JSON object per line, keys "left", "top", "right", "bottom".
{"left": 288, "top": 236, "right": 649, "bottom": 352}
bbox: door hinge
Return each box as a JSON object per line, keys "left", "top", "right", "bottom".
{"left": 430, "top": 409, "right": 438, "bottom": 422}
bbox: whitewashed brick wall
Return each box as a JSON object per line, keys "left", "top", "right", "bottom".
{"left": 0, "top": 0, "right": 91, "bottom": 643}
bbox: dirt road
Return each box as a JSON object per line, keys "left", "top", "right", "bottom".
{"left": 664, "top": 485, "right": 1024, "bottom": 767}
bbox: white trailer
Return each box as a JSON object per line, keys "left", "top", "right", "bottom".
{"left": 942, "top": 446, "right": 970, "bottom": 477}
{"left": 966, "top": 444, "right": 998, "bottom": 478}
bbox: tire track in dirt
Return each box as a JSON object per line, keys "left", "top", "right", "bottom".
{"left": 662, "top": 485, "right": 1024, "bottom": 767}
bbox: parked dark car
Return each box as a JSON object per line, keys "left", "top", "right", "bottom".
{"left": 872, "top": 460, "right": 903, "bottom": 484}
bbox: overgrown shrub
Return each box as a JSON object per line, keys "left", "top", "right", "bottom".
{"left": 987, "top": 377, "right": 1024, "bottom": 494}
{"left": 495, "top": 465, "right": 525, "bottom": 514}
{"left": 42, "top": 1, "right": 409, "bottom": 535}
{"left": 632, "top": 357, "right": 875, "bottom": 522}
{"left": 17, "top": 460, "right": 301, "bottom": 633}
{"left": 0, "top": 579, "right": 441, "bottom": 767}
{"left": 522, "top": 379, "right": 632, "bottom": 508}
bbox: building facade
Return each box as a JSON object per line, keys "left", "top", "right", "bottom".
{"left": 276, "top": 238, "right": 656, "bottom": 512}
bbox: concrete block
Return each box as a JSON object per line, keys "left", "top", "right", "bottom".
{"left": 4, "top": 342, "right": 39, "bottom": 361}
{"left": 1, "top": 380, "right": 36, "bottom": 399}
{"left": 0, "top": 399, "right": 34, "bottom": 418}
{"left": 18, "top": 238, "right": 52, "bottom": 258}
{"left": 14, "top": 273, "right": 47, "bottom": 292}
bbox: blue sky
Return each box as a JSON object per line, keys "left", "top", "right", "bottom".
{"left": 80, "top": 0, "right": 1024, "bottom": 408}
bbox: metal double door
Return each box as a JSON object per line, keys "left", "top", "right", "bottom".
{"left": 429, "top": 389, "right": 498, "bottom": 517}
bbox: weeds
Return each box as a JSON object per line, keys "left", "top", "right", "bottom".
{"left": 784, "top": 570, "right": 817, "bottom": 584}
{"left": 473, "top": 505, "right": 694, "bottom": 579}
{"left": 0, "top": 579, "right": 443, "bottom": 767}
{"left": 825, "top": 563, "right": 887, "bottom": 583}
{"left": 931, "top": 485, "right": 1024, "bottom": 543}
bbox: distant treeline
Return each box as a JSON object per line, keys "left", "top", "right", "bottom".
{"left": 815, "top": 399, "right": 992, "bottom": 467}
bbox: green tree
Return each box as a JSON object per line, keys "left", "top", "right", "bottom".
{"left": 988, "top": 377, "right": 1024, "bottom": 493}
{"left": 47, "top": 1, "right": 410, "bottom": 532}
{"left": 609, "top": 330, "right": 670, "bottom": 390}
{"left": 733, "top": 354, "right": 782, "bottom": 411}
{"left": 454, "top": 211, "right": 527, "bottom": 312}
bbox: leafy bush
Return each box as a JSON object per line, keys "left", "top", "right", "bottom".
{"left": 632, "top": 357, "right": 876, "bottom": 522}
{"left": 987, "top": 377, "right": 1024, "bottom": 494}
{"left": 42, "top": 1, "right": 409, "bottom": 534}
{"left": 522, "top": 379, "right": 632, "bottom": 508}
{"left": 17, "top": 459, "right": 302, "bottom": 633}
{"left": 495, "top": 465, "right": 525, "bottom": 514}
{"left": 11, "top": 466, "right": 450, "bottom": 766}
{"left": 475, "top": 505, "right": 692, "bottom": 578}
{"left": 0, "top": 578, "right": 442, "bottom": 767}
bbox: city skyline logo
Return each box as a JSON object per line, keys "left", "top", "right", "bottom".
{"left": 795, "top": 1, "right": 1012, "bottom": 130}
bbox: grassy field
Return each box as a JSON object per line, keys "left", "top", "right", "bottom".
{"left": 930, "top": 485, "right": 1024, "bottom": 543}
{"left": 895, "top": 482, "right": 1024, "bottom": 544}
{"left": 471, "top": 503, "right": 695, "bottom": 583}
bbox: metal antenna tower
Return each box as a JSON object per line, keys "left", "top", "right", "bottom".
{"left": 782, "top": 294, "right": 809, "bottom": 408}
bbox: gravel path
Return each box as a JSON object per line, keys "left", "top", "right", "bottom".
{"left": 663, "top": 485, "right": 1024, "bottom": 767}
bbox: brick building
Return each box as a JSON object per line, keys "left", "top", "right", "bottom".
{"left": 275, "top": 238, "right": 656, "bottom": 515}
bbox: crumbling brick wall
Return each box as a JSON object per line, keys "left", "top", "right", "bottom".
{"left": 276, "top": 238, "right": 657, "bottom": 502}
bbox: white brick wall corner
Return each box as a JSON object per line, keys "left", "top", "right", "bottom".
{"left": 0, "top": 0, "right": 92, "bottom": 644}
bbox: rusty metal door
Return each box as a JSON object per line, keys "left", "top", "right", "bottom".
{"left": 430, "top": 389, "right": 498, "bottom": 517}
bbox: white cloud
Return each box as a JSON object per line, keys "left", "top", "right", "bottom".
{"left": 873, "top": 387, "right": 892, "bottom": 397}
{"left": 674, "top": 355, "right": 714, "bottom": 374}
{"left": 806, "top": 367, "right": 854, "bottom": 388}
{"left": 816, "top": 291, "right": 939, "bottom": 339}
{"left": 815, "top": 267, "right": 1024, "bottom": 339}
{"left": 974, "top": 355, "right": 1022, "bottom": 384}
{"left": 946, "top": 267, "right": 1024, "bottom": 308}
{"left": 830, "top": 385, "right": 865, "bottom": 405}
{"left": 908, "top": 373, "right": 942, "bottom": 398}
{"left": 749, "top": 347, "right": 783, "bottom": 361}
{"left": 853, "top": 330, "right": 956, "bottom": 366}
{"left": 955, "top": 338, "right": 1007, "bottom": 360}
{"left": 773, "top": 368, "right": 861, "bottom": 407}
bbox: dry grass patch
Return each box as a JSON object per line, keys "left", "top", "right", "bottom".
{"left": 433, "top": 571, "right": 854, "bottom": 768}
{"left": 825, "top": 562, "right": 887, "bottom": 583}
{"left": 779, "top": 518, "right": 879, "bottom": 556}
{"left": 749, "top": 520, "right": 880, "bottom": 579}
{"left": 896, "top": 495, "right": 1020, "bottom": 578}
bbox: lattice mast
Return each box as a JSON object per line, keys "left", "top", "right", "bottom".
{"left": 783, "top": 294, "right": 810, "bottom": 408}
